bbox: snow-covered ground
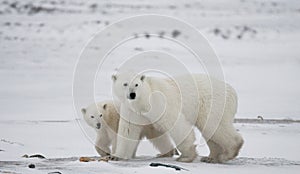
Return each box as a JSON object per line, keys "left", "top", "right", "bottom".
{"left": 1, "top": 120, "right": 300, "bottom": 173}
{"left": 1, "top": 0, "right": 300, "bottom": 173}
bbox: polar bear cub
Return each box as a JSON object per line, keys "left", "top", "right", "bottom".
{"left": 112, "top": 72, "right": 243, "bottom": 163}
{"left": 81, "top": 100, "right": 178, "bottom": 157}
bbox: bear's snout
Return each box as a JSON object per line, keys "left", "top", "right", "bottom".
{"left": 96, "top": 123, "right": 101, "bottom": 129}
{"left": 128, "top": 92, "right": 136, "bottom": 100}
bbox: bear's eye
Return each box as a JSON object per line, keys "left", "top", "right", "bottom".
{"left": 99, "top": 114, "right": 102, "bottom": 117}
{"left": 135, "top": 84, "right": 138, "bottom": 87}
{"left": 123, "top": 83, "right": 128, "bottom": 87}
{"left": 91, "top": 116, "right": 94, "bottom": 118}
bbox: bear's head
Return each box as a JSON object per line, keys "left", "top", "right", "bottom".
{"left": 81, "top": 103, "right": 108, "bottom": 130}
{"left": 112, "top": 72, "right": 151, "bottom": 112}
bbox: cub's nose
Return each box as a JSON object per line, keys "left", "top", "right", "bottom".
{"left": 129, "top": 92, "right": 136, "bottom": 100}
{"left": 96, "top": 123, "right": 101, "bottom": 129}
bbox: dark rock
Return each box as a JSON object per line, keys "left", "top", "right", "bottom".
{"left": 28, "top": 163, "right": 35, "bottom": 168}
{"left": 48, "top": 172, "right": 62, "bottom": 174}
{"left": 171, "top": 30, "right": 181, "bottom": 38}
{"left": 29, "top": 154, "right": 46, "bottom": 159}
{"left": 144, "top": 33, "right": 150, "bottom": 39}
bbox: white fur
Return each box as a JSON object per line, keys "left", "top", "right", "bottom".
{"left": 81, "top": 100, "right": 178, "bottom": 158}
{"left": 112, "top": 72, "right": 243, "bottom": 163}
{"left": 112, "top": 72, "right": 197, "bottom": 162}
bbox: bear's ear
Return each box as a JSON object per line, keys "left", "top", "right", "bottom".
{"left": 103, "top": 104, "right": 107, "bottom": 110}
{"left": 111, "top": 74, "right": 117, "bottom": 81}
{"left": 81, "top": 108, "right": 86, "bottom": 115}
{"left": 140, "top": 75, "right": 146, "bottom": 82}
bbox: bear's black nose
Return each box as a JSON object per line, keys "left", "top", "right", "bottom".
{"left": 129, "top": 92, "right": 136, "bottom": 100}
{"left": 96, "top": 123, "right": 101, "bottom": 129}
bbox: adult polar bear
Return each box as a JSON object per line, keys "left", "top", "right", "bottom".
{"left": 112, "top": 72, "right": 243, "bottom": 163}
{"left": 81, "top": 101, "right": 178, "bottom": 157}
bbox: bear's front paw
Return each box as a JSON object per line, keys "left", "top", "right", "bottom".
{"left": 176, "top": 156, "right": 195, "bottom": 163}
{"left": 156, "top": 149, "right": 179, "bottom": 158}
{"left": 108, "top": 155, "right": 120, "bottom": 161}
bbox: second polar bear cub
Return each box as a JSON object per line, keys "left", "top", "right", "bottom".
{"left": 81, "top": 100, "right": 178, "bottom": 157}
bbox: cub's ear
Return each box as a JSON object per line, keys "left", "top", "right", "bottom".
{"left": 111, "top": 74, "right": 117, "bottom": 81}
{"left": 103, "top": 104, "right": 107, "bottom": 110}
{"left": 140, "top": 75, "right": 146, "bottom": 82}
{"left": 81, "top": 108, "right": 86, "bottom": 115}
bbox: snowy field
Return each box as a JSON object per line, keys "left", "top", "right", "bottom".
{"left": 1, "top": 0, "right": 300, "bottom": 173}
{"left": 1, "top": 120, "right": 300, "bottom": 173}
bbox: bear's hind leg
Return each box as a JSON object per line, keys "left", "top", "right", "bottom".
{"left": 210, "top": 124, "right": 244, "bottom": 162}
{"left": 200, "top": 140, "right": 223, "bottom": 163}
{"left": 222, "top": 132, "right": 244, "bottom": 161}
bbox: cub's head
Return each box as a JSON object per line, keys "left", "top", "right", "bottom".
{"left": 81, "top": 103, "right": 108, "bottom": 130}
{"left": 111, "top": 72, "right": 151, "bottom": 104}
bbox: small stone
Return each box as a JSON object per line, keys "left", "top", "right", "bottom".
{"left": 171, "top": 30, "right": 181, "bottom": 38}
{"left": 28, "top": 163, "right": 35, "bottom": 168}
{"left": 144, "top": 33, "right": 150, "bottom": 39}
{"left": 257, "top": 115, "right": 264, "bottom": 120}
{"left": 22, "top": 154, "right": 29, "bottom": 158}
